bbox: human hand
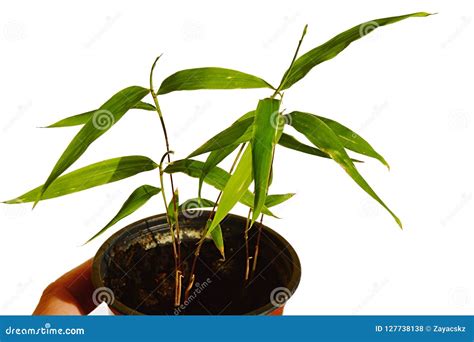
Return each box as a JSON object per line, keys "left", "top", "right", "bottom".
{"left": 33, "top": 259, "right": 95, "bottom": 315}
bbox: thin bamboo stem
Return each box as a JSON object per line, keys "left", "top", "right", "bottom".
{"left": 184, "top": 143, "right": 247, "bottom": 300}
{"left": 150, "top": 56, "right": 182, "bottom": 306}
{"left": 244, "top": 208, "right": 252, "bottom": 281}
{"left": 251, "top": 214, "right": 265, "bottom": 274}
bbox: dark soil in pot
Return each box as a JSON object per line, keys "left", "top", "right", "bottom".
{"left": 93, "top": 211, "right": 301, "bottom": 315}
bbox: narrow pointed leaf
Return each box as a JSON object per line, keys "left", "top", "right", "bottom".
{"left": 85, "top": 185, "right": 161, "bottom": 243}
{"left": 278, "top": 132, "right": 363, "bottom": 163}
{"left": 37, "top": 86, "right": 150, "bottom": 204}
{"left": 252, "top": 98, "right": 280, "bottom": 222}
{"left": 165, "top": 159, "right": 231, "bottom": 192}
{"left": 281, "top": 12, "right": 432, "bottom": 90}
{"left": 44, "top": 101, "right": 156, "bottom": 128}
{"left": 3, "top": 156, "right": 158, "bottom": 204}
{"left": 167, "top": 189, "right": 180, "bottom": 227}
{"left": 132, "top": 101, "right": 156, "bottom": 111}
{"left": 45, "top": 111, "right": 97, "bottom": 128}
{"left": 309, "top": 114, "right": 389, "bottom": 168}
{"left": 277, "top": 24, "right": 308, "bottom": 91}
{"left": 178, "top": 197, "right": 224, "bottom": 258}
{"left": 278, "top": 132, "right": 330, "bottom": 158}
{"left": 267, "top": 111, "right": 287, "bottom": 188}
{"left": 208, "top": 145, "right": 253, "bottom": 235}
{"left": 158, "top": 67, "right": 274, "bottom": 95}
{"left": 179, "top": 194, "right": 289, "bottom": 211}
{"left": 288, "top": 111, "right": 401, "bottom": 227}
{"left": 188, "top": 111, "right": 255, "bottom": 158}
{"left": 265, "top": 193, "right": 295, "bottom": 208}
{"left": 198, "top": 144, "right": 238, "bottom": 198}
{"left": 164, "top": 158, "right": 277, "bottom": 216}
{"left": 208, "top": 224, "right": 225, "bottom": 259}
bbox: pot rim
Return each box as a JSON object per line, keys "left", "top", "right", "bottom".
{"left": 92, "top": 210, "right": 301, "bottom": 315}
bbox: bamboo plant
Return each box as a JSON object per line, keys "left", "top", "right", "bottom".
{"left": 3, "top": 12, "right": 431, "bottom": 307}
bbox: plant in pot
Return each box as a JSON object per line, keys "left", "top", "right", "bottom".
{"left": 3, "top": 12, "right": 431, "bottom": 315}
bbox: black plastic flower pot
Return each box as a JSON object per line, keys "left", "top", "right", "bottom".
{"left": 92, "top": 210, "right": 301, "bottom": 315}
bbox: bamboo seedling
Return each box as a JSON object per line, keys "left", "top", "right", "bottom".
{"left": 3, "top": 12, "right": 432, "bottom": 308}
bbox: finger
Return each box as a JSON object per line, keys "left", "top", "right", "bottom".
{"left": 33, "top": 287, "right": 85, "bottom": 315}
{"left": 57, "top": 259, "right": 95, "bottom": 310}
{"left": 33, "top": 259, "right": 95, "bottom": 315}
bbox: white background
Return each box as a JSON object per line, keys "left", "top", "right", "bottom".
{"left": 0, "top": 0, "right": 473, "bottom": 315}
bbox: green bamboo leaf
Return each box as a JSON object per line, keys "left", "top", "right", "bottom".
{"left": 44, "top": 101, "right": 156, "bottom": 128}
{"left": 167, "top": 189, "right": 180, "bottom": 227}
{"left": 279, "top": 132, "right": 363, "bottom": 163}
{"left": 188, "top": 111, "right": 255, "bottom": 158}
{"left": 208, "top": 223, "right": 225, "bottom": 259}
{"left": 133, "top": 101, "right": 156, "bottom": 111}
{"left": 179, "top": 194, "right": 290, "bottom": 211}
{"left": 199, "top": 144, "right": 238, "bottom": 198}
{"left": 178, "top": 197, "right": 224, "bottom": 258}
{"left": 276, "top": 24, "right": 308, "bottom": 92}
{"left": 252, "top": 98, "right": 281, "bottom": 223}
{"left": 288, "top": 111, "right": 401, "bottom": 228}
{"left": 208, "top": 145, "right": 253, "bottom": 235}
{"left": 237, "top": 110, "right": 257, "bottom": 121}
{"left": 165, "top": 159, "right": 229, "bottom": 191}
{"left": 165, "top": 159, "right": 275, "bottom": 217}
{"left": 85, "top": 185, "right": 161, "bottom": 243}
{"left": 3, "top": 156, "right": 158, "bottom": 204}
{"left": 281, "top": 12, "right": 432, "bottom": 90}
{"left": 158, "top": 67, "right": 274, "bottom": 95}
{"left": 278, "top": 132, "right": 330, "bottom": 158}
{"left": 265, "top": 193, "right": 295, "bottom": 207}
{"left": 45, "top": 111, "right": 96, "bottom": 128}
{"left": 267, "top": 111, "right": 287, "bottom": 189}
{"left": 310, "top": 114, "right": 389, "bottom": 168}
{"left": 36, "top": 86, "right": 150, "bottom": 206}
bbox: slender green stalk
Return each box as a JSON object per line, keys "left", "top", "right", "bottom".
{"left": 244, "top": 208, "right": 252, "bottom": 280}
{"left": 150, "top": 56, "right": 183, "bottom": 306}
{"left": 184, "top": 143, "right": 247, "bottom": 300}
{"left": 274, "top": 24, "right": 308, "bottom": 96}
{"left": 251, "top": 213, "right": 265, "bottom": 274}
{"left": 158, "top": 154, "right": 180, "bottom": 304}
{"left": 250, "top": 113, "right": 278, "bottom": 277}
